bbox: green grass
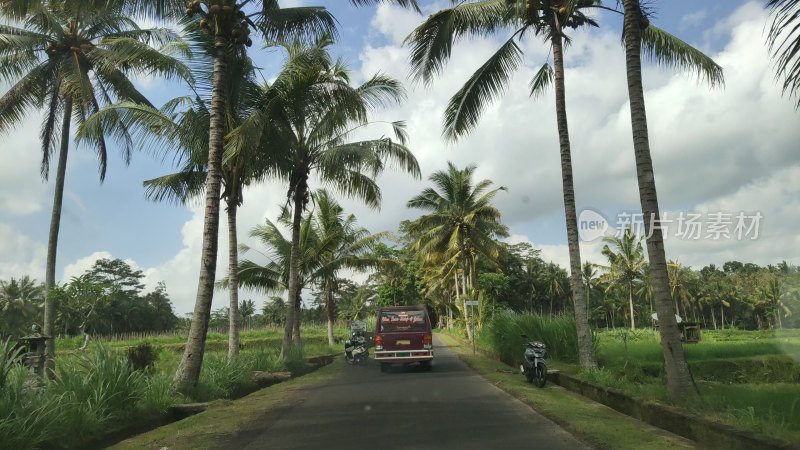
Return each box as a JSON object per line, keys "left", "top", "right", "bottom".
{"left": 437, "top": 333, "right": 695, "bottom": 449}
{"left": 478, "top": 310, "right": 597, "bottom": 364}
{"left": 109, "top": 357, "right": 345, "bottom": 450}
{"left": 452, "top": 317, "right": 800, "bottom": 445}
{"left": 1, "top": 327, "right": 343, "bottom": 449}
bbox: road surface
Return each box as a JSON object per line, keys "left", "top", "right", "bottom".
{"left": 222, "top": 336, "right": 586, "bottom": 450}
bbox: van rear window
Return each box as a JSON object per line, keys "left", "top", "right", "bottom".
{"left": 379, "top": 310, "right": 427, "bottom": 333}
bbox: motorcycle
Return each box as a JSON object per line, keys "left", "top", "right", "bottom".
{"left": 344, "top": 320, "right": 368, "bottom": 364}
{"left": 520, "top": 334, "right": 547, "bottom": 388}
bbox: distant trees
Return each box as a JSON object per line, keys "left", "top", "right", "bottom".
{"left": 0, "top": 276, "right": 43, "bottom": 339}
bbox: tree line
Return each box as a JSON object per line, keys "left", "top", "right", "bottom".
{"left": 0, "top": 258, "right": 179, "bottom": 342}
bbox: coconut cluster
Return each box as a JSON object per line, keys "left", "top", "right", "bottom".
{"left": 186, "top": 0, "right": 253, "bottom": 47}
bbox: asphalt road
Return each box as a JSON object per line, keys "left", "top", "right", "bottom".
{"left": 222, "top": 336, "right": 586, "bottom": 450}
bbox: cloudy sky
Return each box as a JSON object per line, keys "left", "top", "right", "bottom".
{"left": 1, "top": 0, "right": 798, "bottom": 314}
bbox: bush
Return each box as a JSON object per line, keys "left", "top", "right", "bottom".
{"left": 479, "top": 309, "right": 598, "bottom": 364}
{"left": 126, "top": 341, "right": 158, "bottom": 372}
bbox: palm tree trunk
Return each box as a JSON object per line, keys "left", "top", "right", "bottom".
{"left": 461, "top": 265, "right": 472, "bottom": 341}
{"left": 551, "top": 33, "right": 597, "bottom": 369}
{"left": 628, "top": 281, "right": 636, "bottom": 330}
{"left": 283, "top": 184, "right": 305, "bottom": 359}
{"left": 720, "top": 305, "right": 724, "bottom": 330}
{"left": 326, "top": 283, "right": 335, "bottom": 346}
{"left": 293, "top": 291, "right": 301, "bottom": 344}
{"left": 43, "top": 96, "right": 72, "bottom": 376}
{"left": 226, "top": 198, "right": 240, "bottom": 360}
{"left": 622, "top": 0, "right": 698, "bottom": 400}
{"left": 174, "top": 36, "right": 228, "bottom": 388}
{"left": 710, "top": 305, "right": 717, "bottom": 330}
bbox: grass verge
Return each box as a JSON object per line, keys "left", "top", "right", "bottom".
{"left": 109, "top": 357, "right": 344, "bottom": 450}
{"left": 437, "top": 333, "right": 696, "bottom": 449}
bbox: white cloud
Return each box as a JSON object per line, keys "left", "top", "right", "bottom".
{"left": 0, "top": 224, "right": 47, "bottom": 281}
{"left": 0, "top": 109, "right": 50, "bottom": 216}
{"left": 62, "top": 251, "right": 114, "bottom": 281}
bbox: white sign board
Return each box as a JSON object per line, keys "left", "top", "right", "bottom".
{"left": 465, "top": 300, "right": 478, "bottom": 306}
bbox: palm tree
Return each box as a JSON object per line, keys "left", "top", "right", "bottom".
{"left": 618, "top": 0, "right": 723, "bottom": 400}
{"left": 0, "top": 276, "right": 44, "bottom": 339}
{"left": 405, "top": 0, "right": 602, "bottom": 369}
{"left": 165, "top": 0, "right": 342, "bottom": 388}
{"left": 80, "top": 32, "right": 277, "bottom": 361}
{"left": 312, "top": 190, "right": 386, "bottom": 345}
{"left": 767, "top": 0, "right": 800, "bottom": 109}
{"left": 232, "top": 38, "right": 419, "bottom": 359}
{"left": 0, "top": 0, "right": 190, "bottom": 370}
{"left": 232, "top": 213, "right": 320, "bottom": 341}
{"left": 406, "top": 162, "right": 509, "bottom": 340}
{"left": 599, "top": 228, "right": 646, "bottom": 330}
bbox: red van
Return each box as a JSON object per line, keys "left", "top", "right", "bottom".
{"left": 374, "top": 306, "right": 433, "bottom": 371}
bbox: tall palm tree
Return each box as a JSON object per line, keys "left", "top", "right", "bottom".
{"left": 619, "top": 0, "right": 723, "bottom": 400}
{"left": 599, "top": 227, "right": 646, "bottom": 330}
{"left": 0, "top": 0, "right": 189, "bottom": 371}
{"left": 80, "top": 32, "right": 274, "bottom": 360}
{"left": 767, "top": 0, "right": 800, "bottom": 109}
{"left": 232, "top": 37, "right": 420, "bottom": 359}
{"left": 405, "top": 0, "right": 602, "bottom": 369}
{"left": 406, "top": 162, "right": 509, "bottom": 340}
{"left": 167, "top": 0, "right": 340, "bottom": 388}
{"left": 312, "top": 189, "right": 386, "bottom": 345}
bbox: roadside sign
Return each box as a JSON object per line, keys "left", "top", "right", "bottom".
{"left": 465, "top": 300, "right": 478, "bottom": 306}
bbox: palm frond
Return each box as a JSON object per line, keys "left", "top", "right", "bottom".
{"left": 405, "top": 0, "right": 511, "bottom": 85}
{"left": 767, "top": 0, "right": 800, "bottom": 108}
{"left": 529, "top": 62, "right": 553, "bottom": 98}
{"left": 443, "top": 33, "right": 522, "bottom": 141}
{"left": 640, "top": 25, "right": 724, "bottom": 87}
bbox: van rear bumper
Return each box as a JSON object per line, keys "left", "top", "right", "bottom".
{"left": 374, "top": 349, "right": 433, "bottom": 363}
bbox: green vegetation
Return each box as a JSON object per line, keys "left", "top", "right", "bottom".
{"left": 0, "top": 326, "right": 341, "bottom": 449}
{"left": 437, "top": 333, "right": 695, "bottom": 449}
{"left": 109, "top": 358, "right": 345, "bottom": 450}
{"left": 462, "top": 320, "right": 800, "bottom": 444}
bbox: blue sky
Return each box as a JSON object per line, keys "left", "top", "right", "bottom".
{"left": 4, "top": 0, "right": 799, "bottom": 314}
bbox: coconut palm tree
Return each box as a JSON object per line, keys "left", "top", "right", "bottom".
{"left": 312, "top": 189, "right": 386, "bottom": 345}
{"left": 618, "top": 0, "right": 723, "bottom": 400}
{"left": 79, "top": 30, "right": 279, "bottom": 361}
{"left": 0, "top": 276, "right": 44, "bottom": 339}
{"left": 232, "top": 213, "right": 320, "bottom": 339}
{"left": 598, "top": 227, "right": 646, "bottom": 330}
{"left": 405, "top": 162, "right": 509, "bottom": 340}
{"left": 405, "top": 0, "right": 602, "bottom": 369}
{"left": 767, "top": 0, "right": 800, "bottom": 109}
{"left": 0, "top": 0, "right": 190, "bottom": 371}
{"left": 166, "top": 0, "right": 345, "bottom": 388}
{"left": 232, "top": 38, "right": 419, "bottom": 358}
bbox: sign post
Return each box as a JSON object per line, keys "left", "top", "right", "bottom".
{"left": 465, "top": 300, "right": 478, "bottom": 355}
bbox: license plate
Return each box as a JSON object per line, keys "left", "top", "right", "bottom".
{"left": 395, "top": 352, "right": 410, "bottom": 357}
{"left": 396, "top": 340, "right": 410, "bottom": 345}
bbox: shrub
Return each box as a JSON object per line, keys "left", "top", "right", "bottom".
{"left": 126, "top": 341, "right": 159, "bottom": 372}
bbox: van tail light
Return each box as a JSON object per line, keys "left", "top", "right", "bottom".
{"left": 375, "top": 335, "right": 383, "bottom": 350}
{"left": 423, "top": 334, "right": 432, "bottom": 349}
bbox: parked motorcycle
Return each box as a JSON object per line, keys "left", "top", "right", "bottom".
{"left": 520, "top": 334, "right": 547, "bottom": 387}
{"left": 345, "top": 321, "right": 368, "bottom": 364}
